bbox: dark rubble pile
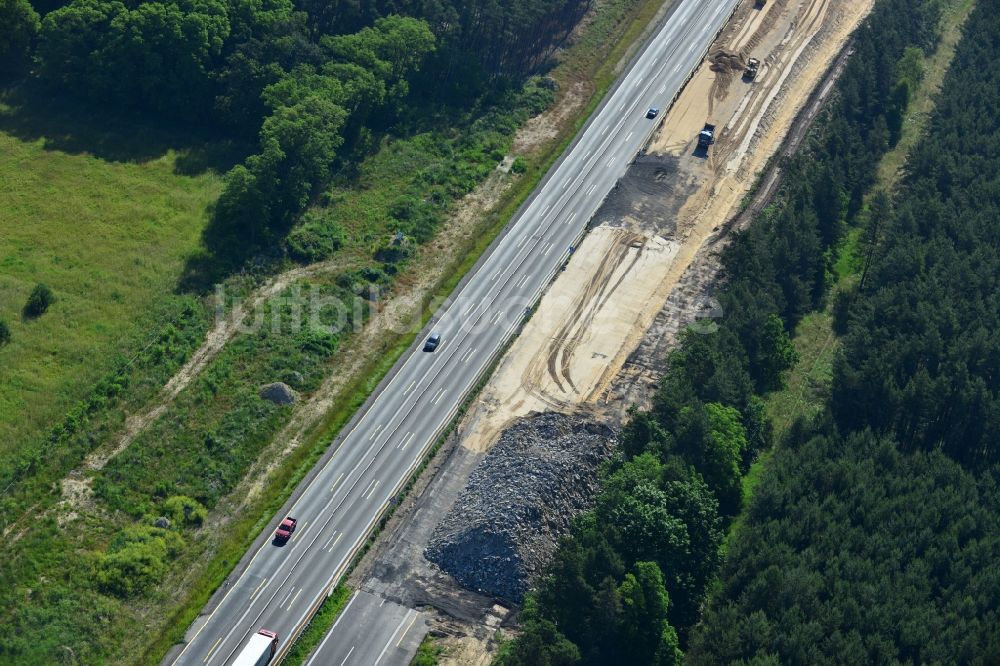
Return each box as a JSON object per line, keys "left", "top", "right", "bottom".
{"left": 425, "top": 412, "right": 616, "bottom": 603}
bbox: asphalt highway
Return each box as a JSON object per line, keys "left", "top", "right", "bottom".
{"left": 306, "top": 592, "right": 427, "bottom": 666}
{"left": 171, "top": 0, "right": 740, "bottom": 663}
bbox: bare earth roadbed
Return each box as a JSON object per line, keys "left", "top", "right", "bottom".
{"left": 462, "top": 0, "right": 875, "bottom": 450}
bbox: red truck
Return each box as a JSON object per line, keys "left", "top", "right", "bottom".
{"left": 274, "top": 517, "right": 297, "bottom": 543}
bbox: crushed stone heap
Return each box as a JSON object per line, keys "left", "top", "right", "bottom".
{"left": 425, "top": 412, "right": 615, "bottom": 603}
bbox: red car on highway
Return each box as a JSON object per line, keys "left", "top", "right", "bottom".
{"left": 274, "top": 517, "right": 297, "bottom": 543}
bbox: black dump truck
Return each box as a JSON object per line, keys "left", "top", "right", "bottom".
{"left": 698, "top": 124, "right": 716, "bottom": 149}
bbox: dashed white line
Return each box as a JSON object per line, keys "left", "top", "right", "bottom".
{"left": 403, "top": 381, "right": 415, "bottom": 396}
{"left": 461, "top": 348, "right": 476, "bottom": 363}
{"left": 368, "top": 424, "right": 383, "bottom": 441}
{"left": 399, "top": 432, "right": 415, "bottom": 451}
{"left": 329, "top": 472, "right": 345, "bottom": 493}
{"left": 565, "top": 212, "right": 578, "bottom": 226}
{"left": 430, "top": 388, "right": 446, "bottom": 405}
{"left": 362, "top": 479, "right": 380, "bottom": 500}
{"left": 322, "top": 532, "right": 339, "bottom": 550}
{"left": 587, "top": 183, "right": 598, "bottom": 196}
{"left": 543, "top": 243, "right": 554, "bottom": 256}
{"left": 626, "top": 131, "right": 634, "bottom": 142}
{"left": 607, "top": 157, "right": 616, "bottom": 167}
{"left": 328, "top": 532, "right": 343, "bottom": 553}
{"left": 286, "top": 588, "right": 303, "bottom": 611}
{"left": 339, "top": 646, "right": 355, "bottom": 666}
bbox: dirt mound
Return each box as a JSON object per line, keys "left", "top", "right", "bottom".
{"left": 711, "top": 50, "right": 745, "bottom": 72}
{"left": 425, "top": 413, "right": 615, "bottom": 603}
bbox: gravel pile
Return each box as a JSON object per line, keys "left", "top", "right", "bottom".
{"left": 425, "top": 412, "right": 615, "bottom": 603}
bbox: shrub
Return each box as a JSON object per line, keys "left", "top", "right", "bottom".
{"left": 96, "top": 526, "right": 184, "bottom": 597}
{"left": 0, "top": 319, "right": 10, "bottom": 345}
{"left": 163, "top": 495, "right": 208, "bottom": 527}
{"left": 23, "top": 283, "right": 56, "bottom": 318}
{"left": 287, "top": 210, "right": 346, "bottom": 262}
{"left": 511, "top": 156, "right": 528, "bottom": 174}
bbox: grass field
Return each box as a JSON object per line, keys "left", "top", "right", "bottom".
{"left": 0, "top": 88, "right": 225, "bottom": 458}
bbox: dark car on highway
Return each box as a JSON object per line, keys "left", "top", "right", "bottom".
{"left": 423, "top": 333, "right": 441, "bottom": 352}
{"left": 646, "top": 107, "right": 660, "bottom": 119}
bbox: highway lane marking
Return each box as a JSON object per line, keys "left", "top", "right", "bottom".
{"left": 339, "top": 646, "right": 356, "bottom": 666}
{"left": 403, "top": 381, "right": 415, "bottom": 396}
{"left": 607, "top": 156, "right": 616, "bottom": 167}
{"left": 361, "top": 479, "right": 380, "bottom": 500}
{"left": 203, "top": 637, "right": 222, "bottom": 663}
{"left": 396, "top": 611, "right": 421, "bottom": 647}
{"left": 291, "top": 521, "right": 308, "bottom": 541}
{"left": 515, "top": 274, "right": 531, "bottom": 289}
{"left": 601, "top": 125, "right": 609, "bottom": 136}
{"left": 368, "top": 424, "right": 383, "bottom": 440}
{"left": 619, "top": 101, "right": 626, "bottom": 111}
{"left": 306, "top": 593, "right": 361, "bottom": 666}
{"left": 659, "top": 84, "right": 667, "bottom": 93}
{"left": 626, "top": 131, "right": 633, "bottom": 142}
{"left": 491, "top": 268, "right": 501, "bottom": 281}
{"left": 250, "top": 578, "right": 268, "bottom": 601}
{"left": 399, "top": 431, "right": 415, "bottom": 451}
{"left": 491, "top": 310, "right": 504, "bottom": 324}
{"left": 461, "top": 348, "right": 476, "bottom": 363}
{"left": 565, "top": 212, "right": 577, "bottom": 226}
{"left": 373, "top": 610, "right": 418, "bottom": 666}
{"left": 431, "top": 388, "right": 447, "bottom": 405}
{"left": 322, "top": 532, "right": 339, "bottom": 550}
{"left": 329, "top": 472, "right": 345, "bottom": 492}
{"left": 286, "top": 588, "right": 303, "bottom": 611}
{"left": 543, "top": 243, "right": 554, "bottom": 257}
{"left": 541, "top": 204, "right": 550, "bottom": 216}
{"left": 328, "top": 532, "right": 343, "bottom": 553}
{"left": 587, "top": 183, "right": 598, "bottom": 196}
{"left": 279, "top": 587, "right": 295, "bottom": 608}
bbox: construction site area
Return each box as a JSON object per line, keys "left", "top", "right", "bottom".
{"left": 346, "top": 0, "right": 876, "bottom": 662}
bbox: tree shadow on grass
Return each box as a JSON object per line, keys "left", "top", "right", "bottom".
{"left": 0, "top": 82, "right": 251, "bottom": 176}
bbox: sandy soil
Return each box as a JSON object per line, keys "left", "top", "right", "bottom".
{"left": 457, "top": 0, "right": 875, "bottom": 453}
{"left": 462, "top": 227, "right": 678, "bottom": 452}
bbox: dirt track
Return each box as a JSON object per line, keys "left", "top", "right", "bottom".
{"left": 459, "top": 0, "right": 875, "bottom": 451}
